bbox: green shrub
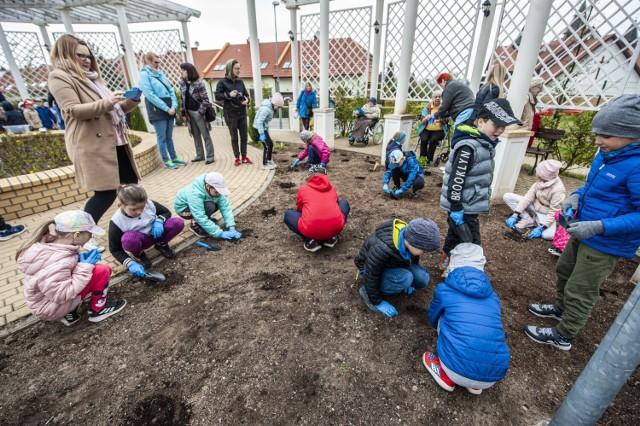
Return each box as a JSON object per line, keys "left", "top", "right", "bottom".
{"left": 333, "top": 86, "right": 367, "bottom": 137}
{"left": 129, "top": 106, "right": 147, "bottom": 132}
{"left": 0, "top": 132, "right": 142, "bottom": 178}
{"left": 541, "top": 111, "right": 598, "bottom": 173}
{"left": 247, "top": 97, "right": 259, "bottom": 144}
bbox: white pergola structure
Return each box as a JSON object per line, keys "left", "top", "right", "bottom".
{"left": 0, "top": 0, "right": 200, "bottom": 128}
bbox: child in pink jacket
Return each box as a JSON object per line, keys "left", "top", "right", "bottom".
{"left": 290, "top": 130, "right": 331, "bottom": 169}
{"left": 16, "top": 210, "right": 126, "bottom": 325}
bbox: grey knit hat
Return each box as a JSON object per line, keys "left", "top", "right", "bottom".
{"left": 404, "top": 218, "right": 440, "bottom": 252}
{"left": 592, "top": 95, "right": 640, "bottom": 139}
{"left": 300, "top": 130, "right": 313, "bottom": 141}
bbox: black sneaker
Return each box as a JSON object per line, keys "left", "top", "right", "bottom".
{"left": 524, "top": 325, "right": 572, "bottom": 351}
{"left": 323, "top": 236, "right": 338, "bottom": 248}
{"left": 528, "top": 303, "right": 562, "bottom": 321}
{"left": 136, "top": 251, "right": 153, "bottom": 269}
{"left": 88, "top": 300, "right": 127, "bottom": 323}
{"left": 303, "top": 239, "right": 321, "bottom": 252}
{"left": 548, "top": 247, "right": 562, "bottom": 257}
{"left": 60, "top": 308, "right": 81, "bottom": 326}
{"left": 409, "top": 190, "right": 419, "bottom": 198}
{"left": 155, "top": 242, "right": 176, "bottom": 259}
{"left": 190, "top": 222, "right": 208, "bottom": 238}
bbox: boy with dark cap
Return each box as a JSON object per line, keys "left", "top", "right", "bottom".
{"left": 439, "top": 98, "right": 522, "bottom": 270}
{"left": 355, "top": 218, "right": 440, "bottom": 318}
{"left": 525, "top": 94, "right": 640, "bottom": 351}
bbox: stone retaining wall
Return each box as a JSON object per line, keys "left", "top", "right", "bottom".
{"left": 0, "top": 131, "right": 160, "bottom": 221}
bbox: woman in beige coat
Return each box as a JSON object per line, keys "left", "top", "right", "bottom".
{"left": 48, "top": 34, "right": 141, "bottom": 233}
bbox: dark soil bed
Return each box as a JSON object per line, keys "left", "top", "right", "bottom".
{"left": 0, "top": 144, "right": 638, "bottom": 425}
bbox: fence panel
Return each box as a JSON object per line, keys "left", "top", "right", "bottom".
{"left": 131, "top": 29, "right": 186, "bottom": 90}
{"left": 0, "top": 32, "right": 49, "bottom": 102}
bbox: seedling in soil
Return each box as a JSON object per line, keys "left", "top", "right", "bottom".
{"left": 339, "top": 364, "right": 350, "bottom": 376}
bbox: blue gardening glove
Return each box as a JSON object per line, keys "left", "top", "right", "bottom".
{"left": 259, "top": 133, "right": 266, "bottom": 143}
{"left": 566, "top": 220, "right": 604, "bottom": 241}
{"left": 565, "top": 207, "right": 575, "bottom": 218}
{"left": 562, "top": 193, "right": 580, "bottom": 215}
{"left": 127, "top": 261, "right": 146, "bottom": 277}
{"left": 404, "top": 286, "right": 415, "bottom": 295}
{"left": 528, "top": 226, "right": 544, "bottom": 239}
{"left": 374, "top": 301, "right": 398, "bottom": 318}
{"left": 394, "top": 189, "right": 405, "bottom": 197}
{"left": 505, "top": 214, "right": 518, "bottom": 229}
{"left": 219, "top": 230, "right": 235, "bottom": 240}
{"left": 383, "top": 184, "right": 391, "bottom": 195}
{"left": 289, "top": 159, "right": 300, "bottom": 169}
{"left": 320, "top": 162, "right": 326, "bottom": 167}
{"left": 79, "top": 249, "right": 101, "bottom": 265}
{"left": 450, "top": 210, "right": 464, "bottom": 226}
{"left": 151, "top": 220, "right": 164, "bottom": 239}
{"left": 227, "top": 227, "right": 242, "bottom": 239}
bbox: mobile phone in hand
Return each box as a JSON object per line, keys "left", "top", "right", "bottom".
{"left": 124, "top": 88, "right": 141, "bottom": 99}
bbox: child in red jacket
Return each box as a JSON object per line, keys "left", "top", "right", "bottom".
{"left": 283, "top": 165, "right": 350, "bottom": 252}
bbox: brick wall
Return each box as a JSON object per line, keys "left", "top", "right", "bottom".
{"left": 0, "top": 132, "right": 161, "bottom": 221}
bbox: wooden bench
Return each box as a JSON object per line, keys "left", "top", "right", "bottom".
{"left": 526, "top": 127, "right": 565, "bottom": 175}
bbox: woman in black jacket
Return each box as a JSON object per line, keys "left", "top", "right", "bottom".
{"left": 215, "top": 59, "right": 251, "bottom": 167}
{"left": 1, "top": 101, "right": 27, "bottom": 126}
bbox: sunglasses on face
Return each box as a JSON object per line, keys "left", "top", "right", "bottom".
{"left": 76, "top": 53, "right": 94, "bottom": 61}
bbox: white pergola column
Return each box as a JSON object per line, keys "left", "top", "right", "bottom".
{"left": 469, "top": 1, "right": 497, "bottom": 91}
{"left": 181, "top": 21, "right": 194, "bottom": 65}
{"left": 60, "top": 8, "right": 75, "bottom": 34}
{"left": 369, "top": 0, "right": 384, "bottom": 99}
{"left": 246, "top": 0, "right": 263, "bottom": 105}
{"left": 0, "top": 24, "right": 29, "bottom": 100}
{"left": 381, "top": 0, "right": 418, "bottom": 163}
{"left": 38, "top": 24, "right": 52, "bottom": 57}
{"left": 314, "top": 0, "right": 334, "bottom": 147}
{"left": 288, "top": 5, "right": 301, "bottom": 133}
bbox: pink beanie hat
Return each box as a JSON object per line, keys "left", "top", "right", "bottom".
{"left": 536, "top": 159, "right": 562, "bottom": 181}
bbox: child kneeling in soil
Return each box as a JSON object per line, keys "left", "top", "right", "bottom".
{"left": 503, "top": 159, "right": 565, "bottom": 240}
{"left": 355, "top": 218, "right": 440, "bottom": 318}
{"left": 289, "top": 130, "right": 331, "bottom": 169}
{"left": 108, "top": 184, "right": 184, "bottom": 278}
{"left": 16, "top": 210, "right": 126, "bottom": 325}
{"left": 382, "top": 149, "right": 424, "bottom": 199}
{"left": 284, "top": 165, "right": 350, "bottom": 252}
{"left": 174, "top": 172, "right": 242, "bottom": 240}
{"left": 423, "top": 243, "right": 510, "bottom": 395}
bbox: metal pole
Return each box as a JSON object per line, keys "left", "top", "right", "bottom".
{"left": 38, "top": 24, "right": 52, "bottom": 59}
{"left": 289, "top": 6, "right": 300, "bottom": 105}
{"left": 181, "top": 20, "right": 194, "bottom": 65}
{"left": 550, "top": 282, "right": 640, "bottom": 425}
{"left": 319, "top": 0, "right": 329, "bottom": 109}
{"left": 0, "top": 23, "right": 30, "bottom": 100}
{"left": 394, "top": 0, "right": 419, "bottom": 114}
{"left": 60, "top": 8, "right": 75, "bottom": 34}
{"left": 273, "top": 1, "right": 282, "bottom": 128}
{"left": 469, "top": 0, "right": 497, "bottom": 91}
{"left": 246, "top": 0, "right": 263, "bottom": 105}
{"left": 370, "top": 0, "right": 383, "bottom": 99}
{"left": 506, "top": 0, "right": 553, "bottom": 121}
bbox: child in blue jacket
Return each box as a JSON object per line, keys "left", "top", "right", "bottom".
{"left": 253, "top": 93, "right": 284, "bottom": 170}
{"left": 423, "top": 243, "right": 510, "bottom": 395}
{"left": 382, "top": 149, "right": 424, "bottom": 199}
{"left": 526, "top": 95, "right": 640, "bottom": 351}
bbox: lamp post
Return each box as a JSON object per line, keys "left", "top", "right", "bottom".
{"left": 482, "top": 0, "right": 492, "bottom": 17}
{"left": 273, "top": 0, "right": 282, "bottom": 128}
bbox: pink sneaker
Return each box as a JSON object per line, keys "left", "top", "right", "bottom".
{"left": 422, "top": 352, "right": 455, "bottom": 392}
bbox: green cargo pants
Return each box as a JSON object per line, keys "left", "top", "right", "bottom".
{"left": 555, "top": 237, "right": 619, "bottom": 338}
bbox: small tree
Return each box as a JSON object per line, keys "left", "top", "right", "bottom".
{"left": 542, "top": 111, "right": 598, "bottom": 174}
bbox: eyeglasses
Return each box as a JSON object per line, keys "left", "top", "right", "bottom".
{"left": 153, "top": 60, "right": 161, "bottom": 64}
{"left": 76, "top": 53, "right": 94, "bottom": 61}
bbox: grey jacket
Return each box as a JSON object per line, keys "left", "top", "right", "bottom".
{"left": 434, "top": 79, "right": 475, "bottom": 121}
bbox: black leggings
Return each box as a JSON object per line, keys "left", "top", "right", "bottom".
{"left": 262, "top": 130, "right": 274, "bottom": 165}
{"left": 443, "top": 215, "right": 481, "bottom": 255}
{"left": 84, "top": 145, "right": 138, "bottom": 223}
{"left": 419, "top": 129, "right": 445, "bottom": 161}
{"left": 226, "top": 114, "right": 248, "bottom": 158}
{"left": 391, "top": 169, "right": 425, "bottom": 192}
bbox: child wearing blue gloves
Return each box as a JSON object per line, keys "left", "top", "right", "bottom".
{"left": 175, "top": 172, "right": 242, "bottom": 241}
{"left": 355, "top": 218, "right": 440, "bottom": 318}
{"left": 253, "top": 92, "right": 284, "bottom": 170}
{"left": 382, "top": 149, "right": 425, "bottom": 199}
{"left": 384, "top": 132, "right": 406, "bottom": 169}
{"left": 423, "top": 243, "right": 510, "bottom": 395}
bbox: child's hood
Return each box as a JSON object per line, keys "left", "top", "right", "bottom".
{"left": 17, "top": 242, "right": 80, "bottom": 275}
{"left": 192, "top": 173, "right": 221, "bottom": 201}
{"left": 306, "top": 174, "right": 333, "bottom": 192}
{"left": 260, "top": 99, "right": 273, "bottom": 109}
{"left": 446, "top": 243, "right": 486, "bottom": 274}
{"left": 444, "top": 266, "right": 493, "bottom": 299}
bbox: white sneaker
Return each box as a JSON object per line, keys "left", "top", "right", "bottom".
{"left": 261, "top": 163, "right": 276, "bottom": 170}
{"left": 82, "top": 237, "right": 105, "bottom": 253}
{"left": 268, "top": 160, "right": 278, "bottom": 168}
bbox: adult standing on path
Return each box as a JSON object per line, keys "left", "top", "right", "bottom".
{"left": 215, "top": 59, "right": 252, "bottom": 167}
{"left": 295, "top": 82, "right": 318, "bottom": 131}
{"left": 433, "top": 72, "right": 476, "bottom": 128}
{"left": 48, "top": 34, "right": 141, "bottom": 250}
{"left": 138, "top": 52, "right": 186, "bottom": 170}
{"left": 180, "top": 62, "right": 215, "bottom": 164}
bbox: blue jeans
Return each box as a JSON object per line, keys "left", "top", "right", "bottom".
{"left": 379, "top": 264, "right": 430, "bottom": 295}
{"left": 307, "top": 145, "right": 321, "bottom": 165}
{"left": 152, "top": 118, "right": 177, "bottom": 162}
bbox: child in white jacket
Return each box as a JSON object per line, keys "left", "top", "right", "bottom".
{"left": 16, "top": 210, "right": 126, "bottom": 325}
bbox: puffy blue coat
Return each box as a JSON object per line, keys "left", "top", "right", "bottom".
{"left": 574, "top": 147, "right": 640, "bottom": 258}
{"left": 382, "top": 151, "right": 424, "bottom": 193}
{"left": 296, "top": 90, "right": 318, "bottom": 119}
{"left": 428, "top": 267, "right": 510, "bottom": 383}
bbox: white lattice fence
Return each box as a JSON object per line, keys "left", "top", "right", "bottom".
{"left": 300, "top": 7, "right": 372, "bottom": 98}
{"left": 492, "top": 0, "right": 640, "bottom": 110}
{"left": 131, "top": 30, "right": 185, "bottom": 90}
{"left": 53, "top": 32, "right": 129, "bottom": 93}
{"left": 0, "top": 32, "right": 49, "bottom": 102}
{"left": 381, "top": 0, "right": 480, "bottom": 101}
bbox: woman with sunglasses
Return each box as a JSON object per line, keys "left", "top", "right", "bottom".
{"left": 48, "top": 34, "right": 142, "bottom": 250}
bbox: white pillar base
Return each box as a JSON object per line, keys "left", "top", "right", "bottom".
{"left": 288, "top": 101, "right": 300, "bottom": 133}
{"left": 381, "top": 114, "right": 415, "bottom": 163}
{"left": 313, "top": 108, "right": 335, "bottom": 149}
{"left": 491, "top": 129, "right": 535, "bottom": 202}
